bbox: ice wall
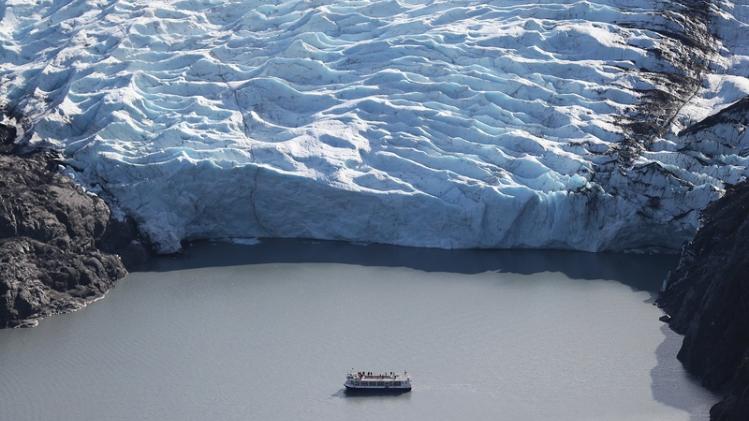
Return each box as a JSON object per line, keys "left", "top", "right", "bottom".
{"left": 0, "top": 0, "right": 747, "bottom": 252}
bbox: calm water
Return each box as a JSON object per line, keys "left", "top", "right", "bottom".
{"left": 0, "top": 240, "right": 716, "bottom": 421}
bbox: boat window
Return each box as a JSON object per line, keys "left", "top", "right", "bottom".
{"left": 377, "top": 381, "right": 384, "bottom": 386}
{"left": 394, "top": 381, "right": 401, "bottom": 386}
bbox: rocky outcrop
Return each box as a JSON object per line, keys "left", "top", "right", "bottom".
{"left": 659, "top": 180, "right": 749, "bottom": 421}
{"left": 0, "top": 129, "right": 148, "bottom": 327}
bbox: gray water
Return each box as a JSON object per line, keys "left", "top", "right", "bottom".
{"left": 0, "top": 240, "right": 716, "bottom": 421}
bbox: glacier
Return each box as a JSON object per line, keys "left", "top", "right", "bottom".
{"left": 0, "top": 0, "right": 747, "bottom": 253}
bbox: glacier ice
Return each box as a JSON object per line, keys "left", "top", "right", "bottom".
{"left": 0, "top": 0, "right": 747, "bottom": 253}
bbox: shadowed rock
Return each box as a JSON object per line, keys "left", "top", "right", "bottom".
{"left": 0, "top": 136, "right": 148, "bottom": 328}
{"left": 659, "top": 180, "right": 749, "bottom": 421}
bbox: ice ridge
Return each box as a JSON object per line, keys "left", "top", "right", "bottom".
{"left": 0, "top": 0, "right": 747, "bottom": 253}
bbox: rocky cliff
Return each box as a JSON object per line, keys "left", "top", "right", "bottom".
{"left": 0, "top": 123, "right": 147, "bottom": 327}
{"left": 659, "top": 179, "right": 749, "bottom": 421}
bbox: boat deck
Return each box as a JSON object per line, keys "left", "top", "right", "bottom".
{"left": 345, "top": 371, "right": 411, "bottom": 391}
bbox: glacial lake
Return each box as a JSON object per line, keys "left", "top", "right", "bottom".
{"left": 0, "top": 240, "right": 716, "bottom": 421}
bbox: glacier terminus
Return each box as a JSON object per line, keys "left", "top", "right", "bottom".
{"left": 1, "top": 0, "right": 747, "bottom": 253}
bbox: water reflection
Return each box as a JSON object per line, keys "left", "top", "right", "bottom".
{"left": 153, "top": 238, "right": 677, "bottom": 294}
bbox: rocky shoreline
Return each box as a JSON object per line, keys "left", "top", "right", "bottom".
{"left": 0, "top": 123, "right": 148, "bottom": 328}
{"left": 659, "top": 180, "right": 749, "bottom": 421}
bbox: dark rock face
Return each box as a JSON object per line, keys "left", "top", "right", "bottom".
{"left": 0, "top": 123, "right": 17, "bottom": 154}
{"left": 659, "top": 181, "right": 749, "bottom": 421}
{"left": 0, "top": 147, "right": 148, "bottom": 328}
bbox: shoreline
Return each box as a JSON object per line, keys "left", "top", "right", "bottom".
{"left": 0, "top": 123, "right": 149, "bottom": 328}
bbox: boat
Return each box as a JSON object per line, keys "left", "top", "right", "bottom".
{"left": 344, "top": 371, "right": 412, "bottom": 394}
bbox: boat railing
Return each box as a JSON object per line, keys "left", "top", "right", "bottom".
{"left": 347, "top": 371, "right": 410, "bottom": 381}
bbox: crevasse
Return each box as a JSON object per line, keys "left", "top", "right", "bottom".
{"left": 0, "top": 0, "right": 747, "bottom": 253}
